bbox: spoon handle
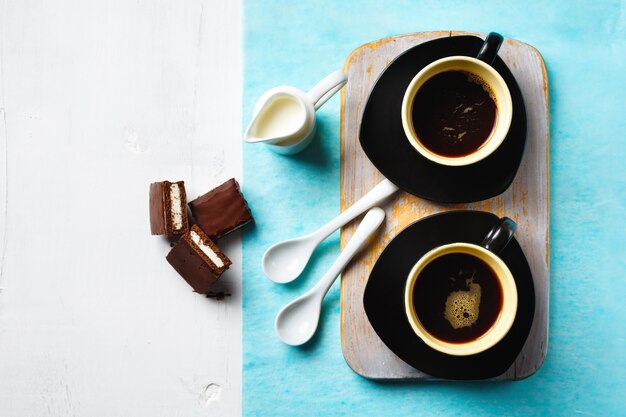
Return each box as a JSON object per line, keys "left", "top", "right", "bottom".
{"left": 311, "top": 207, "right": 386, "bottom": 298}
{"left": 311, "top": 179, "right": 398, "bottom": 244}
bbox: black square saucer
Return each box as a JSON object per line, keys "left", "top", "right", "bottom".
{"left": 363, "top": 210, "right": 535, "bottom": 380}
{"left": 359, "top": 36, "right": 527, "bottom": 203}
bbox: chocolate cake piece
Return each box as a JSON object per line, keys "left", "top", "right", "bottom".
{"left": 166, "top": 225, "right": 232, "bottom": 293}
{"left": 189, "top": 178, "right": 253, "bottom": 240}
{"left": 149, "top": 180, "right": 189, "bottom": 236}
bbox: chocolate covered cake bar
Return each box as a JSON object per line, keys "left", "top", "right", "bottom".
{"left": 189, "top": 178, "right": 253, "bottom": 240}
{"left": 166, "top": 225, "right": 232, "bottom": 293}
{"left": 149, "top": 180, "right": 189, "bottom": 236}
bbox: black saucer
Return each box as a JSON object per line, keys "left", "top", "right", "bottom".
{"left": 359, "top": 36, "right": 527, "bottom": 203}
{"left": 363, "top": 211, "right": 535, "bottom": 380}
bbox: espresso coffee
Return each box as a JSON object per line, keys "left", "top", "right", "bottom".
{"left": 412, "top": 252, "right": 503, "bottom": 344}
{"left": 411, "top": 71, "right": 497, "bottom": 157}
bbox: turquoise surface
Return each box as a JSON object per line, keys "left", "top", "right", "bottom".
{"left": 242, "top": 1, "right": 625, "bottom": 415}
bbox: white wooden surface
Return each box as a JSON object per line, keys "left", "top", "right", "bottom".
{"left": 340, "top": 32, "right": 550, "bottom": 380}
{"left": 0, "top": 1, "right": 242, "bottom": 416}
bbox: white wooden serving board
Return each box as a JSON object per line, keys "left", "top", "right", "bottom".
{"left": 339, "top": 31, "right": 549, "bottom": 380}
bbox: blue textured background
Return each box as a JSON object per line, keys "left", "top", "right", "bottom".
{"left": 242, "top": 1, "right": 625, "bottom": 415}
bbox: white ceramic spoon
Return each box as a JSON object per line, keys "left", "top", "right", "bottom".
{"left": 275, "top": 207, "right": 386, "bottom": 346}
{"left": 262, "top": 179, "right": 398, "bottom": 283}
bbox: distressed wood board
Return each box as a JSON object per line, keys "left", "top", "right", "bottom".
{"left": 339, "top": 31, "right": 549, "bottom": 380}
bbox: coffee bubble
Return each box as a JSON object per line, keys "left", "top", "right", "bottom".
{"left": 444, "top": 279, "right": 482, "bottom": 329}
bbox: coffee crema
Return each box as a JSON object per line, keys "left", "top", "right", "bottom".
{"left": 412, "top": 253, "right": 503, "bottom": 344}
{"left": 411, "top": 70, "right": 497, "bottom": 158}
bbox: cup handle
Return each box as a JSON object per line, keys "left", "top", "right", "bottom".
{"left": 476, "top": 32, "right": 504, "bottom": 64}
{"left": 481, "top": 217, "right": 517, "bottom": 254}
{"left": 307, "top": 70, "right": 348, "bottom": 110}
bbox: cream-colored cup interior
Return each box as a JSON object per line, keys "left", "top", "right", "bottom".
{"left": 401, "top": 56, "right": 513, "bottom": 166}
{"left": 404, "top": 243, "right": 518, "bottom": 356}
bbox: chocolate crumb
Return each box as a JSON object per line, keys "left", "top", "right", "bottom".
{"left": 206, "top": 291, "right": 231, "bottom": 300}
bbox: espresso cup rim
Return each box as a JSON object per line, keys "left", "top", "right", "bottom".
{"left": 401, "top": 56, "right": 513, "bottom": 167}
{"left": 404, "top": 242, "right": 518, "bottom": 356}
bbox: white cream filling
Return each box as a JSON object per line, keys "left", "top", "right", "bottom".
{"left": 190, "top": 230, "right": 224, "bottom": 268}
{"left": 169, "top": 183, "right": 184, "bottom": 230}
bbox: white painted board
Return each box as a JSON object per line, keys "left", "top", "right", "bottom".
{"left": 0, "top": 1, "right": 242, "bottom": 415}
